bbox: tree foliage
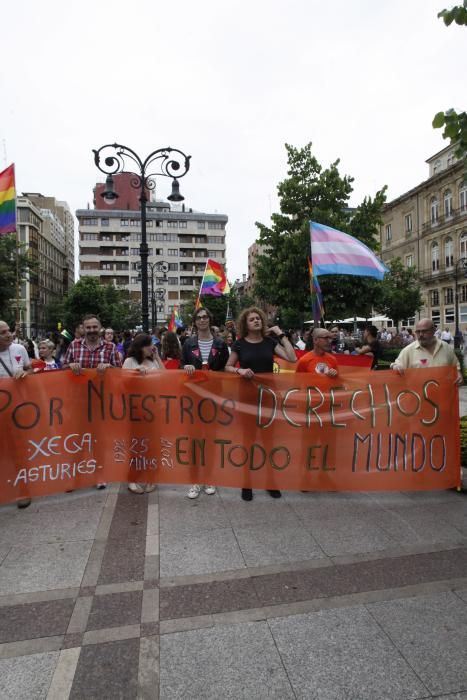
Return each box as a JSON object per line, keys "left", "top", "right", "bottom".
{"left": 0, "top": 234, "right": 31, "bottom": 324}
{"left": 253, "top": 143, "right": 387, "bottom": 324}
{"left": 61, "top": 277, "right": 141, "bottom": 331}
{"left": 180, "top": 290, "right": 240, "bottom": 328}
{"left": 375, "top": 258, "right": 423, "bottom": 329}
{"left": 433, "top": 4, "right": 467, "bottom": 168}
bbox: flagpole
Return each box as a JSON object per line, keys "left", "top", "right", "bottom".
{"left": 13, "top": 166, "right": 20, "bottom": 337}
{"left": 195, "top": 260, "right": 209, "bottom": 310}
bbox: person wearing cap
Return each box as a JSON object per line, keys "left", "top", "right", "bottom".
{"left": 181, "top": 306, "right": 229, "bottom": 499}
{"left": 296, "top": 328, "right": 339, "bottom": 376}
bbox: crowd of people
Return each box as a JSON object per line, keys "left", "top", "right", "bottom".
{"left": 0, "top": 309, "right": 463, "bottom": 509}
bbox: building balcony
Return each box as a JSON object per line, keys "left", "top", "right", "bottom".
{"left": 421, "top": 207, "right": 467, "bottom": 233}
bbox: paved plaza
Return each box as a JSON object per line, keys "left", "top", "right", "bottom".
{"left": 0, "top": 391, "right": 467, "bottom": 699}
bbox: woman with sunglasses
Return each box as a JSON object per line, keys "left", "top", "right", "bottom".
{"left": 181, "top": 307, "right": 229, "bottom": 499}
{"left": 225, "top": 306, "right": 296, "bottom": 501}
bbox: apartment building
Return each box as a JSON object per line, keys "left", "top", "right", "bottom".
{"left": 77, "top": 174, "right": 227, "bottom": 323}
{"left": 381, "top": 144, "right": 467, "bottom": 331}
{"left": 16, "top": 195, "right": 71, "bottom": 336}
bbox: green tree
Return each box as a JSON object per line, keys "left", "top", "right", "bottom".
{"left": 0, "top": 234, "right": 31, "bottom": 324}
{"left": 62, "top": 277, "right": 141, "bottom": 331}
{"left": 181, "top": 291, "right": 239, "bottom": 328}
{"left": 254, "top": 143, "right": 387, "bottom": 322}
{"left": 433, "top": 4, "right": 467, "bottom": 169}
{"left": 375, "top": 258, "right": 423, "bottom": 329}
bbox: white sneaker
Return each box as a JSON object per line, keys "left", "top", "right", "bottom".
{"left": 203, "top": 485, "right": 216, "bottom": 495}
{"left": 187, "top": 484, "right": 201, "bottom": 499}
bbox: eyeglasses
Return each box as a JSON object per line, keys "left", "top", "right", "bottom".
{"left": 196, "top": 314, "right": 209, "bottom": 320}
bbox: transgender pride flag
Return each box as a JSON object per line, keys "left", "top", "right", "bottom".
{"left": 310, "top": 222, "right": 388, "bottom": 281}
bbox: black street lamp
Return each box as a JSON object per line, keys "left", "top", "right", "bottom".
{"left": 454, "top": 257, "right": 467, "bottom": 349}
{"left": 93, "top": 143, "right": 190, "bottom": 332}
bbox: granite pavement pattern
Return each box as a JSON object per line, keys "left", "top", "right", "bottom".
{"left": 1, "top": 474, "right": 467, "bottom": 699}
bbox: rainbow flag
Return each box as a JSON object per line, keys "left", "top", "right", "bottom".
{"left": 0, "top": 164, "right": 16, "bottom": 235}
{"left": 310, "top": 221, "right": 388, "bottom": 280}
{"left": 308, "top": 257, "right": 324, "bottom": 324}
{"left": 168, "top": 306, "right": 183, "bottom": 332}
{"left": 200, "top": 259, "right": 230, "bottom": 297}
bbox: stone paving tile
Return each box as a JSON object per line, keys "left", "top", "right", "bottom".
{"left": 253, "top": 548, "right": 467, "bottom": 607}
{"left": 69, "top": 638, "right": 140, "bottom": 700}
{"left": 219, "top": 490, "right": 302, "bottom": 528}
{"left": 160, "top": 621, "right": 295, "bottom": 699}
{"left": 159, "top": 492, "right": 231, "bottom": 534}
{"left": 287, "top": 492, "right": 376, "bottom": 521}
{"left": 30, "top": 489, "right": 107, "bottom": 513}
{"left": 304, "top": 514, "right": 397, "bottom": 556}
{"left": 62, "top": 633, "right": 84, "bottom": 650}
{"left": 97, "top": 537, "right": 146, "bottom": 585}
{"left": 160, "top": 527, "right": 246, "bottom": 577}
{"left": 86, "top": 590, "right": 143, "bottom": 631}
{"left": 233, "top": 522, "right": 326, "bottom": 567}
{"left": 106, "top": 493, "right": 148, "bottom": 541}
{"left": 0, "top": 650, "right": 60, "bottom": 700}
{"left": 367, "top": 591, "right": 467, "bottom": 695}
{"left": 269, "top": 606, "right": 428, "bottom": 699}
{"left": 375, "top": 504, "right": 467, "bottom": 546}
{"left": 0, "top": 540, "right": 93, "bottom": 595}
{"left": 160, "top": 577, "right": 260, "bottom": 620}
{"left": 0, "top": 598, "right": 75, "bottom": 643}
{"left": 0, "top": 546, "right": 10, "bottom": 566}
{"left": 0, "top": 508, "right": 102, "bottom": 547}
{"left": 140, "top": 622, "right": 160, "bottom": 637}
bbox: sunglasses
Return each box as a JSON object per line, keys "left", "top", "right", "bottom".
{"left": 196, "top": 314, "right": 209, "bottom": 320}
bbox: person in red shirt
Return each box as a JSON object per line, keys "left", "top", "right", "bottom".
{"left": 296, "top": 329, "right": 339, "bottom": 376}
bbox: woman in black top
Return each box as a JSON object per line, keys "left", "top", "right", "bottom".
{"left": 225, "top": 307, "right": 296, "bottom": 501}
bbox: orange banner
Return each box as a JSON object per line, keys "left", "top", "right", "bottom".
{"left": 0, "top": 367, "right": 460, "bottom": 504}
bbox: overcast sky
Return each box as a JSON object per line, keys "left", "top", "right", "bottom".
{"left": 1, "top": 0, "right": 465, "bottom": 282}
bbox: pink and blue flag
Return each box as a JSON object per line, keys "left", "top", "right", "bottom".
{"left": 310, "top": 222, "right": 388, "bottom": 281}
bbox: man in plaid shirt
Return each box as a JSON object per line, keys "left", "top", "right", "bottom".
{"left": 63, "top": 314, "right": 121, "bottom": 374}
{"left": 63, "top": 314, "right": 121, "bottom": 490}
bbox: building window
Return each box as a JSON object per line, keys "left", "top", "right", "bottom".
{"left": 431, "top": 309, "right": 441, "bottom": 325}
{"left": 178, "top": 221, "right": 187, "bottom": 229}
{"left": 101, "top": 263, "right": 113, "bottom": 270}
{"left": 461, "top": 285, "right": 467, "bottom": 303}
{"left": 444, "top": 287, "right": 454, "bottom": 304}
{"left": 132, "top": 234, "right": 141, "bottom": 241}
{"left": 130, "top": 219, "right": 139, "bottom": 227}
{"left": 207, "top": 236, "right": 223, "bottom": 244}
{"left": 430, "top": 289, "right": 439, "bottom": 306}
{"left": 130, "top": 248, "right": 139, "bottom": 255}
{"left": 431, "top": 242, "right": 440, "bottom": 271}
{"left": 460, "top": 304, "right": 467, "bottom": 323}
{"left": 430, "top": 197, "right": 439, "bottom": 224}
{"left": 460, "top": 185, "right": 467, "bottom": 212}
{"left": 445, "top": 237, "right": 454, "bottom": 269}
{"left": 385, "top": 224, "right": 392, "bottom": 242}
{"left": 167, "top": 221, "right": 178, "bottom": 228}
{"left": 444, "top": 190, "right": 453, "bottom": 218}
{"left": 405, "top": 254, "right": 414, "bottom": 267}
{"left": 404, "top": 213, "right": 412, "bottom": 233}
{"left": 197, "top": 221, "right": 205, "bottom": 229}
{"left": 100, "top": 234, "right": 112, "bottom": 241}
{"left": 167, "top": 277, "right": 178, "bottom": 285}
{"left": 194, "top": 236, "right": 205, "bottom": 243}
{"left": 121, "top": 219, "right": 129, "bottom": 226}
{"left": 445, "top": 307, "right": 455, "bottom": 323}
{"left": 207, "top": 250, "right": 223, "bottom": 258}
{"left": 81, "top": 233, "right": 98, "bottom": 240}
{"left": 208, "top": 222, "right": 224, "bottom": 230}
{"left": 168, "top": 263, "right": 178, "bottom": 271}
{"left": 101, "top": 218, "right": 109, "bottom": 226}
{"left": 81, "top": 217, "right": 98, "bottom": 226}
{"left": 167, "top": 249, "right": 178, "bottom": 256}
{"left": 131, "top": 277, "right": 139, "bottom": 284}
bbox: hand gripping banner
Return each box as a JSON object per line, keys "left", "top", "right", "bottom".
{"left": 0, "top": 366, "right": 461, "bottom": 504}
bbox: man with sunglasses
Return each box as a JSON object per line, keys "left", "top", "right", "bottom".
{"left": 181, "top": 307, "right": 229, "bottom": 498}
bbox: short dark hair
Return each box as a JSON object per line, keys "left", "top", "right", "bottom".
{"left": 82, "top": 314, "right": 102, "bottom": 325}
{"left": 193, "top": 307, "right": 213, "bottom": 325}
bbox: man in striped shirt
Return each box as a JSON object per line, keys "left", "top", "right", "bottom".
{"left": 63, "top": 314, "right": 121, "bottom": 374}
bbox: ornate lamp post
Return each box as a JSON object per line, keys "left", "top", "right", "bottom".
{"left": 454, "top": 257, "right": 467, "bottom": 349}
{"left": 93, "top": 143, "right": 191, "bottom": 332}
{"left": 149, "top": 261, "right": 168, "bottom": 330}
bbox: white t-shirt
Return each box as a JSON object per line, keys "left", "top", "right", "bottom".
{"left": 0, "top": 343, "right": 30, "bottom": 377}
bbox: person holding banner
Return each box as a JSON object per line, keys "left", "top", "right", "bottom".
{"left": 225, "top": 307, "right": 296, "bottom": 501}
{"left": 295, "top": 328, "right": 339, "bottom": 376}
{"left": 391, "top": 318, "right": 463, "bottom": 385}
{"left": 182, "top": 306, "right": 229, "bottom": 499}
{"left": 123, "top": 333, "right": 164, "bottom": 494}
